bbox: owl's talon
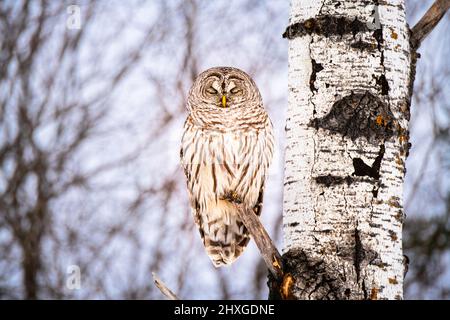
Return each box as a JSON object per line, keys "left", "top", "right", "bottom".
{"left": 222, "top": 190, "right": 242, "bottom": 204}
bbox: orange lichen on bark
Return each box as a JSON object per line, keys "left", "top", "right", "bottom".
{"left": 375, "top": 114, "right": 388, "bottom": 126}
{"left": 388, "top": 277, "right": 398, "bottom": 284}
{"left": 390, "top": 28, "right": 398, "bottom": 39}
{"left": 272, "top": 257, "right": 282, "bottom": 270}
{"left": 376, "top": 115, "right": 383, "bottom": 126}
{"left": 399, "top": 134, "right": 408, "bottom": 143}
{"left": 280, "top": 273, "right": 294, "bottom": 299}
{"left": 370, "top": 288, "right": 378, "bottom": 300}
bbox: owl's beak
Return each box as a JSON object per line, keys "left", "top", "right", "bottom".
{"left": 221, "top": 95, "right": 227, "bottom": 108}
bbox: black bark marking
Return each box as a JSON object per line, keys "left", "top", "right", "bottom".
{"left": 268, "top": 249, "right": 347, "bottom": 300}
{"left": 354, "top": 228, "right": 364, "bottom": 283}
{"left": 375, "top": 74, "right": 390, "bottom": 95}
{"left": 283, "top": 16, "right": 369, "bottom": 39}
{"left": 388, "top": 230, "right": 398, "bottom": 241}
{"left": 352, "top": 159, "right": 375, "bottom": 178}
{"left": 372, "top": 184, "right": 380, "bottom": 198}
{"left": 336, "top": 227, "right": 381, "bottom": 296}
{"left": 310, "top": 59, "right": 324, "bottom": 92}
{"left": 372, "top": 28, "right": 383, "bottom": 51}
{"left": 344, "top": 288, "right": 351, "bottom": 297}
{"left": 350, "top": 39, "right": 377, "bottom": 52}
{"left": 315, "top": 175, "right": 383, "bottom": 188}
{"left": 362, "top": 280, "right": 368, "bottom": 299}
{"left": 352, "top": 144, "right": 385, "bottom": 180}
{"left": 309, "top": 91, "right": 395, "bottom": 144}
{"left": 315, "top": 174, "right": 354, "bottom": 187}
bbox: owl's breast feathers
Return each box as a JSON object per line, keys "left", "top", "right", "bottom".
{"left": 181, "top": 113, "right": 274, "bottom": 266}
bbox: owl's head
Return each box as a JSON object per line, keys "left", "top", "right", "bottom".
{"left": 187, "top": 67, "right": 262, "bottom": 112}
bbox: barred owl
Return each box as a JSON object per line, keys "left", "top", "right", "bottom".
{"left": 180, "top": 67, "right": 274, "bottom": 267}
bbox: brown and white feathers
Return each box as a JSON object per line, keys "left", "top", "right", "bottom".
{"left": 180, "top": 67, "right": 274, "bottom": 267}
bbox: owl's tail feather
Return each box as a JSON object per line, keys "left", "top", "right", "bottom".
{"left": 200, "top": 199, "right": 251, "bottom": 267}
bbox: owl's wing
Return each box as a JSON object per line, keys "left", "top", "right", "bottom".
{"left": 180, "top": 116, "right": 199, "bottom": 223}
{"left": 253, "top": 115, "right": 273, "bottom": 217}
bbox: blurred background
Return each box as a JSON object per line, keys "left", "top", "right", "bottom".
{"left": 0, "top": 0, "right": 448, "bottom": 299}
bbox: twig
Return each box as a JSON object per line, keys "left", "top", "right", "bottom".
{"left": 152, "top": 272, "right": 180, "bottom": 300}
{"left": 233, "top": 203, "right": 284, "bottom": 281}
{"left": 411, "top": 0, "right": 450, "bottom": 49}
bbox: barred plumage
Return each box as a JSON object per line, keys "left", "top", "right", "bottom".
{"left": 180, "top": 67, "right": 274, "bottom": 266}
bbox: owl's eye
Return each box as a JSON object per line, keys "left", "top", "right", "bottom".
{"left": 206, "top": 87, "right": 218, "bottom": 94}
{"left": 230, "top": 87, "right": 242, "bottom": 94}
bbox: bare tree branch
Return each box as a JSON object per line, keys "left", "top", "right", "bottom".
{"left": 411, "top": 0, "right": 450, "bottom": 48}
{"left": 152, "top": 272, "right": 180, "bottom": 300}
{"left": 233, "top": 203, "right": 284, "bottom": 281}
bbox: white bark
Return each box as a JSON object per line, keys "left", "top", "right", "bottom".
{"left": 282, "top": 0, "right": 410, "bottom": 299}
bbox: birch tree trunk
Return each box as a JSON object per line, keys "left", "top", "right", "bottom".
{"left": 281, "top": 0, "right": 411, "bottom": 300}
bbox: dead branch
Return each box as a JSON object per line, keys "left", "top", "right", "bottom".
{"left": 411, "top": 0, "right": 450, "bottom": 48}
{"left": 233, "top": 203, "right": 284, "bottom": 281}
{"left": 152, "top": 272, "right": 180, "bottom": 300}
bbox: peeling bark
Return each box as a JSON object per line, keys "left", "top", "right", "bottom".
{"left": 282, "top": 0, "right": 410, "bottom": 300}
